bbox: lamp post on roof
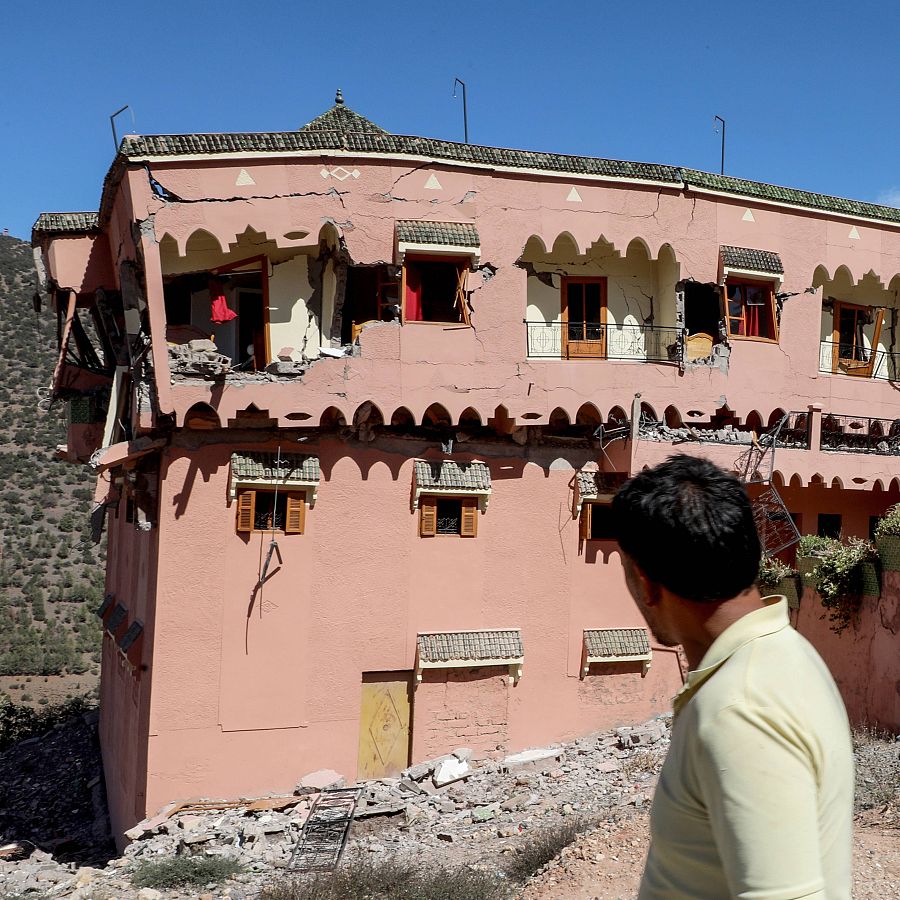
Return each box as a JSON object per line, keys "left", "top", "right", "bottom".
{"left": 453, "top": 78, "right": 469, "bottom": 144}
{"left": 713, "top": 115, "right": 726, "bottom": 175}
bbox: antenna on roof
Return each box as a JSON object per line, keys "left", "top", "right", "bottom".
{"left": 452, "top": 78, "right": 469, "bottom": 144}
{"left": 713, "top": 115, "right": 726, "bottom": 175}
{"left": 110, "top": 105, "right": 132, "bottom": 153}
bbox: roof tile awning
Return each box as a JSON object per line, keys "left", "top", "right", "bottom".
{"left": 230, "top": 451, "right": 320, "bottom": 502}
{"left": 582, "top": 628, "right": 652, "bottom": 677}
{"left": 720, "top": 245, "right": 784, "bottom": 278}
{"left": 416, "top": 629, "right": 524, "bottom": 683}
{"left": 576, "top": 471, "right": 627, "bottom": 508}
{"left": 413, "top": 459, "right": 491, "bottom": 511}
{"left": 396, "top": 220, "right": 480, "bottom": 261}
{"left": 33, "top": 211, "right": 100, "bottom": 235}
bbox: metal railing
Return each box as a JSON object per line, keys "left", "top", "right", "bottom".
{"left": 525, "top": 321, "right": 681, "bottom": 363}
{"left": 819, "top": 340, "right": 900, "bottom": 382}
{"left": 820, "top": 413, "right": 900, "bottom": 455}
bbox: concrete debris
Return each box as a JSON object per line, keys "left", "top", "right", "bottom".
{"left": 639, "top": 420, "right": 755, "bottom": 445}
{"left": 168, "top": 340, "right": 233, "bottom": 376}
{"left": 0, "top": 715, "right": 674, "bottom": 898}
{"left": 264, "top": 358, "right": 307, "bottom": 375}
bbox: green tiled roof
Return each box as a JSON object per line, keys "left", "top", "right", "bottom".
{"left": 231, "top": 451, "right": 320, "bottom": 483}
{"left": 33, "top": 212, "right": 100, "bottom": 234}
{"left": 300, "top": 91, "right": 387, "bottom": 135}
{"left": 417, "top": 629, "right": 523, "bottom": 663}
{"left": 683, "top": 169, "right": 900, "bottom": 225}
{"left": 720, "top": 245, "right": 784, "bottom": 275}
{"left": 397, "top": 220, "right": 479, "bottom": 247}
{"left": 584, "top": 628, "right": 650, "bottom": 659}
{"left": 415, "top": 459, "right": 491, "bottom": 492}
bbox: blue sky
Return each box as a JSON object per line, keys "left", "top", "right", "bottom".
{"left": 2, "top": 0, "right": 898, "bottom": 239}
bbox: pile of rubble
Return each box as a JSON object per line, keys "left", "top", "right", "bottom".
{"left": 0, "top": 717, "right": 670, "bottom": 897}
{"left": 639, "top": 420, "right": 755, "bottom": 445}
{"left": 168, "top": 339, "right": 233, "bottom": 377}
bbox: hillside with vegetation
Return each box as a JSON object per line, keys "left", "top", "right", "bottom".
{"left": 0, "top": 234, "right": 105, "bottom": 686}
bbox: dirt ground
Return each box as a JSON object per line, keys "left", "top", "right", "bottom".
{"left": 0, "top": 673, "right": 98, "bottom": 707}
{"left": 522, "top": 811, "right": 900, "bottom": 899}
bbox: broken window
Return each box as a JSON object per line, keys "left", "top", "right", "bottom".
{"left": 580, "top": 502, "right": 617, "bottom": 541}
{"left": 419, "top": 495, "right": 478, "bottom": 537}
{"left": 163, "top": 262, "right": 267, "bottom": 371}
{"left": 342, "top": 265, "right": 401, "bottom": 343}
{"left": 725, "top": 280, "right": 777, "bottom": 340}
{"left": 683, "top": 281, "right": 723, "bottom": 360}
{"left": 403, "top": 256, "right": 470, "bottom": 324}
{"left": 235, "top": 489, "right": 306, "bottom": 534}
{"left": 829, "top": 301, "right": 884, "bottom": 377}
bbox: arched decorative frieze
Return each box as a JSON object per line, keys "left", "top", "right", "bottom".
{"left": 458, "top": 407, "right": 483, "bottom": 429}
{"left": 639, "top": 402, "right": 658, "bottom": 422}
{"left": 353, "top": 401, "right": 384, "bottom": 428}
{"left": 389, "top": 406, "right": 415, "bottom": 428}
{"left": 320, "top": 406, "right": 348, "bottom": 428}
{"left": 789, "top": 474, "right": 803, "bottom": 490}
{"left": 575, "top": 403, "right": 602, "bottom": 427}
{"left": 422, "top": 403, "right": 452, "bottom": 428}
{"left": 664, "top": 405, "right": 682, "bottom": 428}
{"left": 184, "top": 402, "right": 221, "bottom": 430}
{"left": 548, "top": 407, "right": 571, "bottom": 430}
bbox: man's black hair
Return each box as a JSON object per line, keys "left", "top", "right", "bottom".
{"left": 612, "top": 454, "right": 761, "bottom": 602}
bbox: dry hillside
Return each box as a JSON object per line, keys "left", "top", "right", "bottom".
{"left": 0, "top": 234, "right": 105, "bottom": 692}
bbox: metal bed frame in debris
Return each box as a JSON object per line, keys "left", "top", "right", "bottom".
{"left": 287, "top": 787, "right": 362, "bottom": 873}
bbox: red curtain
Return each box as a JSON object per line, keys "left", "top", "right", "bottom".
{"left": 745, "top": 302, "right": 761, "bottom": 336}
{"left": 405, "top": 266, "right": 423, "bottom": 321}
{"left": 209, "top": 278, "right": 238, "bottom": 325}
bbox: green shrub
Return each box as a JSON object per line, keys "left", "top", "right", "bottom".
{"left": 260, "top": 858, "right": 510, "bottom": 900}
{"left": 504, "top": 818, "right": 590, "bottom": 883}
{"left": 813, "top": 538, "right": 877, "bottom": 633}
{"left": 131, "top": 856, "right": 242, "bottom": 889}
{"left": 757, "top": 556, "right": 795, "bottom": 589}
{"left": 0, "top": 694, "right": 95, "bottom": 751}
{"left": 797, "top": 534, "right": 840, "bottom": 557}
{"left": 873, "top": 503, "right": 900, "bottom": 538}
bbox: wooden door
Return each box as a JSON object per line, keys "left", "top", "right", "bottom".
{"left": 357, "top": 672, "right": 412, "bottom": 779}
{"left": 562, "top": 278, "right": 606, "bottom": 358}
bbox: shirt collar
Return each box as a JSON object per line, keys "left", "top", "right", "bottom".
{"left": 672, "top": 595, "right": 790, "bottom": 716}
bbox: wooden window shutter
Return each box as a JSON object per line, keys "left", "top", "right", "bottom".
{"left": 285, "top": 492, "right": 306, "bottom": 534}
{"left": 579, "top": 503, "right": 592, "bottom": 541}
{"left": 460, "top": 497, "right": 478, "bottom": 538}
{"left": 236, "top": 490, "right": 256, "bottom": 533}
{"left": 455, "top": 265, "right": 471, "bottom": 326}
{"left": 420, "top": 496, "right": 437, "bottom": 537}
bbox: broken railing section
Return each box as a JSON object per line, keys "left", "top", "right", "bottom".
{"left": 287, "top": 788, "right": 362, "bottom": 873}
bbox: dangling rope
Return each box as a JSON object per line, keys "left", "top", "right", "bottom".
{"left": 257, "top": 445, "right": 284, "bottom": 596}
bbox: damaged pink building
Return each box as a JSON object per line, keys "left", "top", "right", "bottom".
{"left": 32, "top": 92, "right": 900, "bottom": 843}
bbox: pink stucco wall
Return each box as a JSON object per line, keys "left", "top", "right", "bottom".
{"left": 796, "top": 574, "right": 900, "bottom": 731}
{"left": 141, "top": 439, "right": 682, "bottom": 819}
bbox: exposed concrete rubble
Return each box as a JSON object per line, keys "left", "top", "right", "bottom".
{"left": 0, "top": 717, "right": 670, "bottom": 897}
{"left": 639, "top": 419, "right": 757, "bottom": 445}
{"left": 167, "top": 339, "right": 233, "bottom": 377}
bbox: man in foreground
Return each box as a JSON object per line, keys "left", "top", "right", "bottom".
{"left": 612, "top": 455, "right": 853, "bottom": 899}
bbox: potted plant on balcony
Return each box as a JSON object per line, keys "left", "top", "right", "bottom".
{"left": 812, "top": 538, "right": 878, "bottom": 634}
{"left": 757, "top": 556, "right": 800, "bottom": 609}
{"left": 796, "top": 535, "right": 839, "bottom": 589}
{"left": 873, "top": 503, "right": 900, "bottom": 572}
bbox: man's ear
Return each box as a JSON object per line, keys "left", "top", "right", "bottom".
{"left": 631, "top": 560, "right": 662, "bottom": 607}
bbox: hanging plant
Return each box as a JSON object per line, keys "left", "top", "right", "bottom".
{"left": 756, "top": 556, "right": 800, "bottom": 608}
{"left": 811, "top": 538, "right": 877, "bottom": 634}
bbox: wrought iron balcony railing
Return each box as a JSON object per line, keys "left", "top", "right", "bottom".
{"left": 819, "top": 340, "right": 900, "bottom": 382}
{"left": 525, "top": 321, "right": 681, "bottom": 363}
{"left": 820, "top": 413, "right": 900, "bottom": 455}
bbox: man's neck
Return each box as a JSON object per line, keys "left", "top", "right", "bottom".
{"left": 678, "top": 588, "right": 767, "bottom": 671}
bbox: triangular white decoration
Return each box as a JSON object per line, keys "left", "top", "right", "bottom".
{"left": 848, "top": 226, "right": 860, "bottom": 240}
{"left": 742, "top": 209, "right": 755, "bottom": 222}
{"left": 235, "top": 168, "right": 255, "bottom": 186}
{"left": 424, "top": 173, "right": 443, "bottom": 190}
{"left": 566, "top": 187, "right": 582, "bottom": 202}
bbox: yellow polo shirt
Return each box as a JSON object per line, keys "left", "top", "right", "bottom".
{"left": 639, "top": 596, "right": 853, "bottom": 900}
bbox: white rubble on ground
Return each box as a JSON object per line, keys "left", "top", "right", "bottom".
{"left": 0, "top": 716, "right": 671, "bottom": 898}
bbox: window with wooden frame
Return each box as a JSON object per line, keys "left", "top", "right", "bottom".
{"left": 724, "top": 279, "right": 778, "bottom": 340}
{"left": 235, "top": 489, "right": 306, "bottom": 534}
{"left": 830, "top": 301, "right": 884, "bottom": 377}
{"left": 579, "top": 502, "right": 617, "bottom": 541}
{"left": 419, "top": 496, "right": 478, "bottom": 537}
{"left": 402, "top": 256, "right": 470, "bottom": 325}
{"left": 562, "top": 277, "right": 607, "bottom": 358}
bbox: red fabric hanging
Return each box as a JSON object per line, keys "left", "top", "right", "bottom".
{"left": 405, "top": 266, "right": 423, "bottom": 321}
{"left": 209, "top": 278, "right": 238, "bottom": 325}
{"left": 745, "top": 302, "right": 761, "bottom": 336}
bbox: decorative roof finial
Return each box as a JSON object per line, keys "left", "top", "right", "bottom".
{"left": 335, "top": 88, "right": 344, "bottom": 106}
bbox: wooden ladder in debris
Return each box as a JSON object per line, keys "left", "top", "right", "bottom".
{"left": 288, "top": 787, "right": 362, "bottom": 873}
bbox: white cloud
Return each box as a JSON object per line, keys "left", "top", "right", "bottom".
{"left": 876, "top": 187, "right": 900, "bottom": 208}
